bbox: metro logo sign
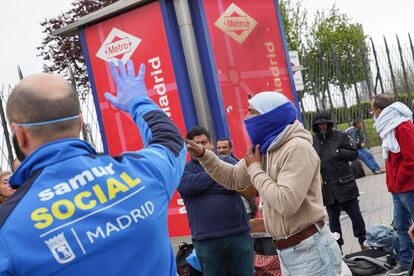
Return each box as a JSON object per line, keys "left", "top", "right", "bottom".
{"left": 224, "top": 16, "right": 249, "bottom": 31}
{"left": 96, "top": 28, "right": 141, "bottom": 64}
{"left": 105, "top": 37, "right": 131, "bottom": 58}
{"left": 214, "top": 3, "right": 257, "bottom": 44}
{"left": 199, "top": 0, "right": 297, "bottom": 158}
{"left": 84, "top": 2, "right": 192, "bottom": 237}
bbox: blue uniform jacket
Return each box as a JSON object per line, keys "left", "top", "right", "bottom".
{"left": 178, "top": 157, "right": 250, "bottom": 241}
{"left": 0, "top": 97, "right": 186, "bottom": 275}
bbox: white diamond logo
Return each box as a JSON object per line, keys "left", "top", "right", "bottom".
{"left": 214, "top": 3, "right": 258, "bottom": 44}
{"left": 96, "top": 28, "right": 142, "bottom": 64}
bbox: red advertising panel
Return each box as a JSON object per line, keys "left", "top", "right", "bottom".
{"left": 200, "top": 0, "right": 297, "bottom": 157}
{"left": 83, "top": 1, "right": 190, "bottom": 236}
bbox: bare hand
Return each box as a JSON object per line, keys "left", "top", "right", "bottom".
{"left": 408, "top": 223, "right": 414, "bottom": 242}
{"left": 184, "top": 138, "right": 205, "bottom": 158}
{"left": 249, "top": 218, "right": 266, "bottom": 233}
{"left": 245, "top": 145, "right": 261, "bottom": 167}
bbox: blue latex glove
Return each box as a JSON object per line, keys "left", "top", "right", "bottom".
{"left": 186, "top": 249, "right": 202, "bottom": 272}
{"left": 104, "top": 59, "right": 147, "bottom": 112}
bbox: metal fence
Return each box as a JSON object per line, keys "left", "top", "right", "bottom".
{"left": 299, "top": 34, "right": 414, "bottom": 147}
{"left": 0, "top": 77, "right": 103, "bottom": 171}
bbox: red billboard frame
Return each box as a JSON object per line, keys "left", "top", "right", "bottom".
{"left": 190, "top": 0, "right": 300, "bottom": 158}
{"left": 79, "top": 0, "right": 195, "bottom": 237}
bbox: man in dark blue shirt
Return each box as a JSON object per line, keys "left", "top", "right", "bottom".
{"left": 179, "top": 127, "right": 254, "bottom": 276}
{"left": 345, "top": 118, "right": 384, "bottom": 174}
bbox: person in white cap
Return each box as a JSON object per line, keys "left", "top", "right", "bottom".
{"left": 186, "top": 91, "right": 342, "bottom": 275}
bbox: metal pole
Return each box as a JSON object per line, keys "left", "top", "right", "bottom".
{"left": 68, "top": 65, "right": 89, "bottom": 143}
{"left": 359, "top": 44, "right": 373, "bottom": 99}
{"left": 370, "top": 38, "right": 385, "bottom": 94}
{"left": 298, "top": 91, "right": 307, "bottom": 128}
{"left": 3, "top": 66, "right": 21, "bottom": 168}
{"left": 409, "top": 33, "right": 414, "bottom": 62}
{"left": 345, "top": 41, "right": 362, "bottom": 119}
{"left": 318, "top": 47, "right": 333, "bottom": 110}
{"left": 17, "top": 65, "right": 24, "bottom": 81}
{"left": 332, "top": 44, "right": 349, "bottom": 125}
{"left": 384, "top": 36, "right": 398, "bottom": 96}
{"left": 396, "top": 35, "right": 411, "bottom": 97}
{"left": 304, "top": 50, "right": 320, "bottom": 111}
{"left": 0, "top": 96, "right": 13, "bottom": 167}
{"left": 325, "top": 54, "right": 334, "bottom": 111}
{"left": 173, "top": 0, "right": 215, "bottom": 137}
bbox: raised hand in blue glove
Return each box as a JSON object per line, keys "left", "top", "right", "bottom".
{"left": 104, "top": 59, "right": 147, "bottom": 112}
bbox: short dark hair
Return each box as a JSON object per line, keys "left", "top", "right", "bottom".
{"left": 6, "top": 80, "right": 80, "bottom": 138}
{"left": 352, "top": 118, "right": 363, "bottom": 127}
{"left": 186, "top": 127, "right": 211, "bottom": 141}
{"left": 372, "top": 94, "right": 394, "bottom": 110}
{"left": 217, "top": 138, "right": 232, "bottom": 148}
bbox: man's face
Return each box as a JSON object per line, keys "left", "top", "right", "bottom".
{"left": 370, "top": 99, "right": 381, "bottom": 119}
{"left": 0, "top": 173, "right": 14, "bottom": 198}
{"left": 245, "top": 105, "right": 260, "bottom": 120}
{"left": 318, "top": 123, "right": 328, "bottom": 134}
{"left": 217, "top": 140, "right": 232, "bottom": 155}
{"left": 192, "top": 134, "right": 213, "bottom": 151}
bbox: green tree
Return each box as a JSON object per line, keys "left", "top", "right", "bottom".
{"left": 279, "top": 1, "right": 368, "bottom": 110}
{"left": 308, "top": 7, "right": 367, "bottom": 88}
{"left": 279, "top": 0, "right": 308, "bottom": 51}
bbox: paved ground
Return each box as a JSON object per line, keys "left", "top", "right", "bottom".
{"left": 341, "top": 170, "right": 391, "bottom": 255}
{"left": 171, "top": 148, "right": 394, "bottom": 274}
{"left": 340, "top": 148, "right": 392, "bottom": 275}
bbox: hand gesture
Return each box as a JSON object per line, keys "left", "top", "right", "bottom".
{"left": 245, "top": 145, "right": 261, "bottom": 167}
{"left": 104, "top": 59, "right": 147, "bottom": 112}
{"left": 184, "top": 138, "right": 205, "bottom": 158}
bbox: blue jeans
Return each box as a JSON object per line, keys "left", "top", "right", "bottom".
{"left": 357, "top": 148, "right": 380, "bottom": 173}
{"left": 277, "top": 225, "right": 342, "bottom": 276}
{"left": 193, "top": 231, "right": 254, "bottom": 276}
{"left": 392, "top": 191, "right": 414, "bottom": 266}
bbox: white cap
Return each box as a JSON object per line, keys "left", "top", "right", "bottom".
{"left": 248, "top": 91, "right": 290, "bottom": 114}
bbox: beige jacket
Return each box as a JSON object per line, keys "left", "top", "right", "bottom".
{"left": 197, "top": 121, "right": 326, "bottom": 239}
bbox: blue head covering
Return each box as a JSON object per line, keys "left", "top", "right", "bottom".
{"left": 244, "top": 91, "right": 297, "bottom": 153}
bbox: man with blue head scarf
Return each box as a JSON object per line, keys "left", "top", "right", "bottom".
{"left": 186, "top": 91, "right": 342, "bottom": 275}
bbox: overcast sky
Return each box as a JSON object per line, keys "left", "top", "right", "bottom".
{"left": 0, "top": 0, "right": 413, "bottom": 86}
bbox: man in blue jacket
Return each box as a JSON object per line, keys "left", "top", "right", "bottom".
{"left": 345, "top": 118, "right": 384, "bottom": 174}
{"left": 178, "top": 127, "right": 254, "bottom": 276}
{"left": 0, "top": 60, "right": 186, "bottom": 275}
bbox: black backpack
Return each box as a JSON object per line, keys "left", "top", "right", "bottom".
{"left": 343, "top": 248, "right": 396, "bottom": 275}
{"left": 176, "top": 242, "right": 203, "bottom": 276}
